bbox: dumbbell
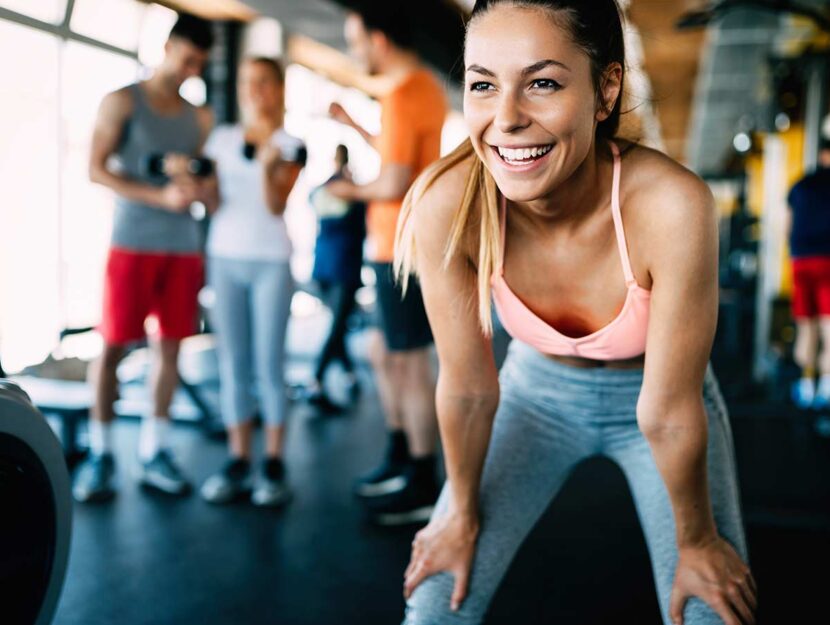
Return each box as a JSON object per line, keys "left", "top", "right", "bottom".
{"left": 242, "top": 141, "right": 307, "bottom": 167}
{"left": 144, "top": 154, "right": 215, "bottom": 178}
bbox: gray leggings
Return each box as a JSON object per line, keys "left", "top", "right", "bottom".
{"left": 208, "top": 257, "right": 294, "bottom": 427}
{"left": 404, "top": 340, "right": 747, "bottom": 625}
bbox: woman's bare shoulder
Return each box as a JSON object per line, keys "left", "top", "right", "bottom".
{"left": 618, "top": 140, "right": 714, "bottom": 234}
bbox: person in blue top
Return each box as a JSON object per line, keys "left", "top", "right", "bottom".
{"left": 306, "top": 145, "right": 366, "bottom": 410}
{"left": 788, "top": 138, "right": 830, "bottom": 408}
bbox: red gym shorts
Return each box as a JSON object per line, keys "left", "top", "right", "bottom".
{"left": 99, "top": 247, "right": 204, "bottom": 345}
{"left": 792, "top": 256, "right": 830, "bottom": 319}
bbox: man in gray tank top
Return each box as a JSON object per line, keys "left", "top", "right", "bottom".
{"left": 73, "top": 13, "right": 218, "bottom": 503}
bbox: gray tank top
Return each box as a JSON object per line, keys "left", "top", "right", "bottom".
{"left": 111, "top": 83, "right": 203, "bottom": 253}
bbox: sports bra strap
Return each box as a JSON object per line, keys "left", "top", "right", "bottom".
{"left": 498, "top": 194, "right": 507, "bottom": 275}
{"left": 609, "top": 141, "right": 636, "bottom": 287}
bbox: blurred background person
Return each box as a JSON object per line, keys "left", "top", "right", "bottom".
{"left": 73, "top": 13, "right": 217, "bottom": 504}
{"left": 200, "top": 57, "right": 306, "bottom": 507}
{"left": 788, "top": 138, "right": 830, "bottom": 409}
{"left": 327, "top": 5, "right": 447, "bottom": 526}
{"left": 306, "top": 144, "right": 366, "bottom": 412}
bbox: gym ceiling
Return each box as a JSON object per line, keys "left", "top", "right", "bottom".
{"left": 150, "top": 0, "right": 830, "bottom": 169}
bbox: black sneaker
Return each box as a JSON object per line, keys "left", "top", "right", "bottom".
{"left": 354, "top": 458, "right": 409, "bottom": 498}
{"left": 252, "top": 458, "right": 292, "bottom": 507}
{"left": 308, "top": 390, "right": 346, "bottom": 414}
{"left": 201, "top": 458, "right": 252, "bottom": 504}
{"left": 365, "top": 470, "right": 440, "bottom": 526}
{"left": 354, "top": 430, "right": 410, "bottom": 498}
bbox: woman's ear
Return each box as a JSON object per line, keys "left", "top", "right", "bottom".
{"left": 596, "top": 62, "right": 623, "bottom": 122}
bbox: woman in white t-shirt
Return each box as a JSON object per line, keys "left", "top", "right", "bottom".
{"left": 201, "top": 57, "right": 305, "bottom": 507}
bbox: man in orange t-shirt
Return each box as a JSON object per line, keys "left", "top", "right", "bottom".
{"left": 328, "top": 6, "right": 447, "bottom": 526}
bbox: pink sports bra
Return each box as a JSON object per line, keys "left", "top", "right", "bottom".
{"left": 491, "top": 141, "right": 651, "bottom": 360}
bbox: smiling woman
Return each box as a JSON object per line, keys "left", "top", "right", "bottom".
{"left": 393, "top": 2, "right": 757, "bottom": 625}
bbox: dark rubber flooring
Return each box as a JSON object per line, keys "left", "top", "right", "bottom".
{"left": 51, "top": 332, "right": 828, "bottom": 624}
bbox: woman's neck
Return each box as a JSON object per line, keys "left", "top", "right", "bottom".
{"left": 245, "top": 111, "right": 283, "bottom": 138}
{"left": 510, "top": 141, "right": 612, "bottom": 233}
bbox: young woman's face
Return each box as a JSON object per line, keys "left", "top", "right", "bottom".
{"left": 238, "top": 61, "right": 283, "bottom": 119}
{"left": 464, "top": 5, "right": 613, "bottom": 203}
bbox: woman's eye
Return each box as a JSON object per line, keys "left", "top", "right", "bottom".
{"left": 531, "top": 79, "right": 562, "bottom": 90}
{"left": 469, "top": 81, "right": 494, "bottom": 92}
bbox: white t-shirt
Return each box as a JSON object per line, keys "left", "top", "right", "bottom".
{"left": 204, "top": 124, "right": 305, "bottom": 261}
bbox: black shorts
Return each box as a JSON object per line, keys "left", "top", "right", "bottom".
{"left": 372, "top": 263, "right": 433, "bottom": 352}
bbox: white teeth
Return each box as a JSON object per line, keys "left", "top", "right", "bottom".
{"left": 496, "top": 144, "right": 552, "bottom": 162}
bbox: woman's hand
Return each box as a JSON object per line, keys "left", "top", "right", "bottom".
{"left": 258, "top": 143, "right": 282, "bottom": 168}
{"left": 403, "top": 512, "right": 480, "bottom": 612}
{"left": 670, "top": 535, "right": 757, "bottom": 625}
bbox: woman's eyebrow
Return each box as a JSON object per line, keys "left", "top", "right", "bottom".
{"left": 465, "top": 59, "right": 571, "bottom": 77}
{"left": 521, "top": 59, "right": 570, "bottom": 75}
{"left": 465, "top": 64, "right": 494, "bottom": 76}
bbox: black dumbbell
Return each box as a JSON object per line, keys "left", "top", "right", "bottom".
{"left": 145, "top": 154, "right": 214, "bottom": 178}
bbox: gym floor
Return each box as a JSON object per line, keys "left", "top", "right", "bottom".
{"left": 53, "top": 325, "right": 829, "bottom": 625}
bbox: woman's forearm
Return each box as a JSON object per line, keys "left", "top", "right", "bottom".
{"left": 638, "top": 397, "right": 718, "bottom": 547}
{"left": 436, "top": 374, "right": 499, "bottom": 522}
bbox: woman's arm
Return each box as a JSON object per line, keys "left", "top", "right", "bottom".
{"left": 636, "top": 168, "right": 756, "bottom": 625}
{"left": 260, "top": 144, "right": 302, "bottom": 216}
{"left": 402, "top": 159, "right": 500, "bottom": 610}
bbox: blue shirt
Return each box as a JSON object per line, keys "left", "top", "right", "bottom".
{"left": 311, "top": 175, "right": 366, "bottom": 286}
{"left": 789, "top": 168, "right": 830, "bottom": 258}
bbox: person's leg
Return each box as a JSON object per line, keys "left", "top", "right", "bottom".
{"left": 398, "top": 347, "right": 437, "bottom": 459}
{"left": 251, "top": 260, "right": 294, "bottom": 507}
{"left": 310, "top": 281, "right": 358, "bottom": 410}
{"left": 73, "top": 343, "right": 127, "bottom": 503}
{"left": 201, "top": 257, "right": 256, "bottom": 504}
{"left": 403, "top": 344, "right": 598, "bottom": 624}
{"left": 369, "top": 328, "right": 404, "bottom": 429}
{"left": 605, "top": 367, "right": 748, "bottom": 625}
{"left": 363, "top": 270, "right": 438, "bottom": 521}
{"left": 75, "top": 248, "right": 153, "bottom": 503}
{"left": 791, "top": 258, "right": 818, "bottom": 406}
{"left": 812, "top": 258, "right": 830, "bottom": 402}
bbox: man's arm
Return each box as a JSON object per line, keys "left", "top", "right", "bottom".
{"left": 194, "top": 106, "right": 219, "bottom": 215}
{"left": 88, "top": 88, "right": 194, "bottom": 213}
{"left": 329, "top": 102, "right": 378, "bottom": 150}
{"left": 326, "top": 164, "right": 412, "bottom": 203}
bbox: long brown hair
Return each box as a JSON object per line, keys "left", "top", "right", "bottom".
{"left": 394, "top": 0, "right": 626, "bottom": 336}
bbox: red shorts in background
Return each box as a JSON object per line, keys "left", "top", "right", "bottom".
{"left": 791, "top": 256, "right": 830, "bottom": 319}
{"left": 99, "top": 247, "right": 204, "bottom": 346}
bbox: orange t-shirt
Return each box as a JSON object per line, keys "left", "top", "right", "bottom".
{"left": 368, "top": 69, "right": 447, "bottom": 262}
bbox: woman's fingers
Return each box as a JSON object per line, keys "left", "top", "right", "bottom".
{"left": 710, "top": 595, "right": 742, "bottom": 625}
{"left": 726, "top": 583, "right": 755, "bottom": 625}
{"left": 736, "top": 573, "right": 758, "bottom": 612}
{"left": 403, "top": 560, "right": 431, "bottom": 599}
{"left": 450, "top": 565, "right": 471, "bottom": 612}
{"left": 669, "top": 586, "right": 688, "bottom": 625}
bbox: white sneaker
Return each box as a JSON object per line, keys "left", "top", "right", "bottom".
{"left": 815, "top": 375, "right": 830, "bottom": 408}
{"left": 793, "top": 377, "right": 816, "bottom": 409}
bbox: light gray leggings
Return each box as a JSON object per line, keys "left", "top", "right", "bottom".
{"left": 208, "top": 256, "right": 294, "bottom": 427}
{"left": 404, "top": 340, "right": 748, "bottom": 625}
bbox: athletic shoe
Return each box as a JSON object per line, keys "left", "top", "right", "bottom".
{"left": 201, "top": 458, "right": 252, "bottom": 504}
{"left": 308, "top": 389, "right": 346, "bottom": 414}
{"left": 137, "top": 449, "right": 191, "bottom": 495}
{"left": 251, "top": 458, "right": 292, "bottom": 507}
{"left": 814, "top": 375, "right": 830, "bottom": 409}
{"left": 365, "top": 470, "right": 440, "bottom": 526}
{"left": 73, "top": 453, "right": 116, "bottom": 503}
{"left": 792, "top": 377, "right": 816, "bottom": 409}
{"left": 343, "top": 372, "right": 362, "bottom": 402}
{"left": 354, "top": 456, "right": 410, "bottom": 498}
